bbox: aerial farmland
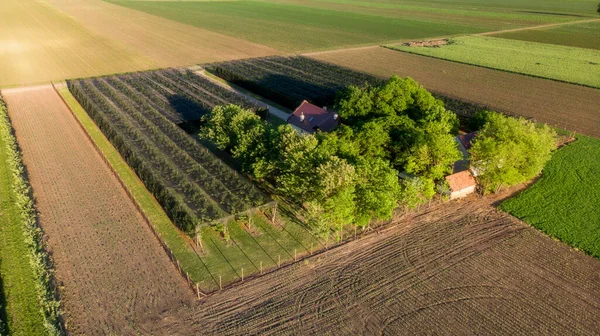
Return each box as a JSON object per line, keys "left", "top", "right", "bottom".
{"left": 0, "top": 0, "right": 599, "bottom": 335}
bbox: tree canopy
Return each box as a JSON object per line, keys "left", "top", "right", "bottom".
{"left": 200, "top": 76, "right": 463, "bottom": 236}
{"left": 468, "top": 111, "right": 556, "bottom": 193}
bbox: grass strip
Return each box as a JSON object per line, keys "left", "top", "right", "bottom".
{"left": 0, "top": 95, "right": 61, "bottom": 335}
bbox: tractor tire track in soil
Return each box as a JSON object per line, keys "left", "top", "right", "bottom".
{"left": 309, "top": 47, "right": 600, "bottom": 138}
{"left": 1, "top": 85, "right": 193, "bottom": 335}
{"left": 139, "top": 193, "right": 600, "bottom": 335}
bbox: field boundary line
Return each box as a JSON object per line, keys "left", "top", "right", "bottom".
{"left": 382, "top": 46, "right": 600, "bottom": 91}
{"left": 51, "top": 82, "right": 206, "bottom": 296}
{"left": 476, "top": 18, "right": 600, "bottom": 36}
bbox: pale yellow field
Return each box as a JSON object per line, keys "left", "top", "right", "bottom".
{"left": 44, "top": 0, "right": 280, "bottom": 68}
{"left": 0, "top": 0, "right": 279, "bottom": 88}
{"left": 0, "top": 0, "right": 158, "bottom": 88}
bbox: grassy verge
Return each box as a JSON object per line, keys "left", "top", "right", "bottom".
{"left": 501, "top": 136, "right": 600, "bottom": 259}
{"left": 389, "top": 36, "right": 600, "bottom": 88}
{"left": 0, "top": 96, "right": 61, "bottom": 335}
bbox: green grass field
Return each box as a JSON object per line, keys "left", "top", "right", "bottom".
{"left": 492, "top": 21, "right": 600, "bottom": 50}
{"left": 105, "top": 0, "right": 595, "bottom": 52}
{"left": 59, "top": 85, "right": 323, "bottom": 291}
{"left": 391, "top": 36, "right": 600, "bottom": 88}
{"left": 0, "top": 103, "right": 47, "bottom": 335}
{"left": 501, "top": 136, "right": 600, "bottom": 259}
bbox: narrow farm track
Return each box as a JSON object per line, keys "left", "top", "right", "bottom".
{"left": 138, "top": 193, "right": 600, "bottom": 335}
{"left": 1, "top": 86, "right": 192, "bottom": 335}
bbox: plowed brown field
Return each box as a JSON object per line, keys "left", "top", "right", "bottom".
{"left": 309, "top": 47, "right": 600, "bottom": 138}
{"left": 2, "top": 86, "right": 193, "bottom": 335}
{"left": 135, "top": 192, "right": 600, "bottom": 335}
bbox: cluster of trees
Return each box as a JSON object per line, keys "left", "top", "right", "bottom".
{"left": 468, "top": 111, "right": 556, "bottom": 193}
{"left": 201, "top": 76, "right": 461, "bottom": 236}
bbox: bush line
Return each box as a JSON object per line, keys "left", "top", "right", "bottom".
{"left": 0, "top": 96, "right": 63, "bottom": 335}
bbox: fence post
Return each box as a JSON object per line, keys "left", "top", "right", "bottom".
{"left": 196, "top": 283, "right": 200, "bottom": 299}
{"left": 278, "top": 255, "right": 281, "bottom": 267}
{"left": 260, "top": 261, "right": 263, "bottom": 275}
{"left": 294, "top": 249, "right": 297, "bottom": 261}
{"left": 241, "top": 268, "right": 244, "bottom": 282}
{"left": 219, "top": 276, "right": 222, "bottom": 290}
{"left": 310, "top": 243, "right": 313, "bottom": 255}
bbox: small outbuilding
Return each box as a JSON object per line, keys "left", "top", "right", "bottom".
{"left": 287, "top": 100, "right": 340, "bottom": 134}
{"left": 445, "top": 170, "right": 477, "bottom": 200}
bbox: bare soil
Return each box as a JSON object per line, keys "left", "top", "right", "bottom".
{"left": 2, "top": 86, "right": 193, "bottom": 335}
{"left": 136, "top": 192, "right": 600, "bottom": 335}
{"left": 310, "top": 47, "right": 600, "bottom": 138}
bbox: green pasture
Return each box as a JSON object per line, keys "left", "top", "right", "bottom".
{"left": 501, "top": 136, "right": 600, "bottom": 259}
{"left": 390, "top": 36, "right": 600, "bottom": 88}
{"left": 492, "top": 21, "right": 600, "bottom": 50}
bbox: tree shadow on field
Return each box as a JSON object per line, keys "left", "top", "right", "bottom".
{"left": 0, "top": 259, "right": 10, "bottom": 335}
{"left": 167, "top": 94, "right": 207, "bottom": 133}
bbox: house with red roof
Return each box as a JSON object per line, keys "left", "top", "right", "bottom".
{"left": 287, "top": 100, "right": 340, "bottom": 134}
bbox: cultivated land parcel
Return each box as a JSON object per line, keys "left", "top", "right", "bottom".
{"left": 391, "top": 36, "right": 600, "bottom": 88}
{"left": 2, "top": 0, "right": 600, "bottom": 334}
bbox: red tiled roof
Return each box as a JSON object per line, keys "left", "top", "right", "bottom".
{"left": 287, "top": 100, "right": 340, "bottom": 133}
{"left": 445, "top": 170, "right": 476, "bottom": 192}
{"left": 458, "top": 132, "right": 477, "bottom": 150}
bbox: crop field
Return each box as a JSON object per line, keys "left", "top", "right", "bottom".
{"left": 309, "top": 47, "right": 600, "bottom": 138}
{"left": 59, "top": 81, "right": 323, "bottom": 293}
{"left": 135, "top": 194, "right": 600, "bottom": 335}
{"left": 68, "top": 70, "right": 269, "bottom": 232}
{"left": 105, "top": 0, "right": 596, "bottom": 52}
{"left": 207, "top": 56, "right": 381, "bottom": 110}
{"left": 0, "top": 98, "right": 47, "bottom": 335}
{"left": 501, "top": 136, "right": 600, "bottom": 259}
{"left": 0, "top": 0, "right": 157, "bottom": 88}
{"left": 2, "top": 86, "right": 192, "bottom": 334}
{"left": 0, "top": 0, "right": 278, "bottom": 88}
{"left": 490, "top": 20, "right": 600, "bottom": 50}
{"left": 390, "top": 36, "right": 600, "bottom": 88}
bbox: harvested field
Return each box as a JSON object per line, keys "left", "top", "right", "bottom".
{"left": 0, "top": 0, "right": 156, "bottom": 88}
{"left": 1, "top": 86, "right": 192, "bottom": 335}
{"left": 490, "top": 20, "right": 600, "bottom": 50}
{"left": 309, "top": 47, "right": 600, "bottom": 138}
{"left": 135, "top": 193, "right": 600, "bottom": 335}
{"left": 44, "top": 0, "right": 280, "bottom": 68}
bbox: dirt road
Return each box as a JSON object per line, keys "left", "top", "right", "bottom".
{"left": 2, "top": 85, "right": 193, "bottom": 335}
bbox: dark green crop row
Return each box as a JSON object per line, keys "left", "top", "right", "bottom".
{"left": 207, "top": 56, "right": 382, "bottom": 110}
{"left": 67, "top": 72, "right": 268, "bottom": 233}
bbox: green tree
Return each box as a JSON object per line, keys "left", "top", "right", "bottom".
{"left": 304, "top": 156, "right": 357, "bottom": 237}
{"left": 398, "top": 176, "right": 435, "bottom": 209}
{"left": 469, "top": 112, "right": 556, "bottom": 193}
{"left": 354, "top": 156, "right": 401, "bottom": 227}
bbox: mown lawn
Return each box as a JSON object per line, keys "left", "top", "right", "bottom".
{"left": 0, "top": 105, "right": 46, "bottom": 335}
{"left": 390, "top": 36, "right": 600, "bottom": 88}
{"left": 501, "top": 136, "right": 600, "bottom": 259}
{"left": 492, "top": 21, "right": 600, "bottom": 51}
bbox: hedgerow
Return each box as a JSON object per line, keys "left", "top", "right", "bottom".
{"left": 0, "top": 96, "right": 62, "bottom": 335}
